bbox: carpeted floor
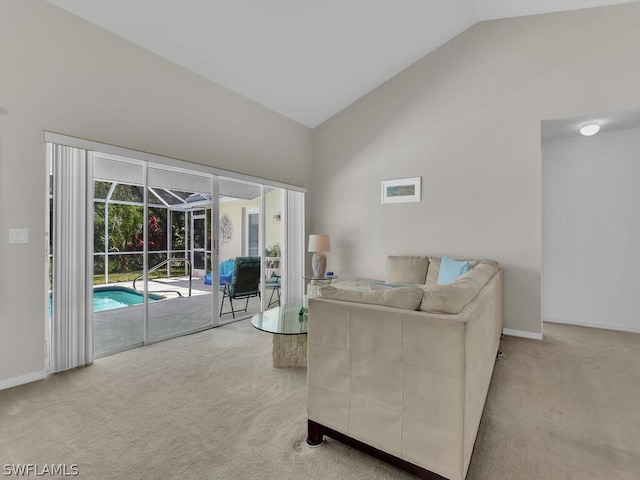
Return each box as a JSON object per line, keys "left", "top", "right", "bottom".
{"left": 0, "top": 321, "right": 638, "bottom": 479}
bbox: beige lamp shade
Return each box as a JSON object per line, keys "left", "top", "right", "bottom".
{"left": 308, "top": 234, "right": 330, "bottom": 252}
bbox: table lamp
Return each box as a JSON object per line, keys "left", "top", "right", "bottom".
{"left": 308, "top": 234, "right": 330, "bottom": 278}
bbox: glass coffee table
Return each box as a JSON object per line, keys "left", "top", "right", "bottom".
{"left": 251, "top": 304, "right": 308, "bottom": 368}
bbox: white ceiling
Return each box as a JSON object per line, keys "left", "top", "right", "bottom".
{"left": 46, "top": 0, "right": 636, "bottom": 128}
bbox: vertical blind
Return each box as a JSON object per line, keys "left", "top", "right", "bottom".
{"left": 51, "top": 145, "right": 94, "bottom": 371}
{"left": 283, "top": 190, "right": 305, "bottom": 304}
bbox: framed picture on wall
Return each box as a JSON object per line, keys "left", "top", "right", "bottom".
{"left": 381, "top": 177, "right": 421, "bottom": 203}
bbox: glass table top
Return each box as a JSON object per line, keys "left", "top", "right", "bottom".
{"left": 251, "top": 304, "right": 308, "bottom": 335}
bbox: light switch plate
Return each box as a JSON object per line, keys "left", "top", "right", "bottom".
{"left": 9, "top": 228, "right": 28, "bottom": 244}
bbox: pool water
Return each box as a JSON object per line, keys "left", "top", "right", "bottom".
{"left": 49, "top": 287, "right": 164, "bottom": 314}
{"left": 93, "top": 287, "right": 163, "bottom": 311}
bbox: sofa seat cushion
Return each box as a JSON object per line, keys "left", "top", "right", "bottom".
{"left": 369, "top": 282, "right": 425, "bottom": 291}
{"left": 330, "top": 278, "right": 381, "bottom": 292}
{"left": 319, "top": 285, "right": 424, "bottom": 310}
{"left": 420, "top": 260, "right": 499, "bottom": 314}
{"left": 385, "top": 256, "right": 429, "bottom": 285}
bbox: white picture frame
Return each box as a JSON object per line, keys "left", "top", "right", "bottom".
{"left": 381, "top": 177, "right": 421, "bottom": 204}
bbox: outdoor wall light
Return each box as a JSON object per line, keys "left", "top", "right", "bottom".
{"left": 579, "top": 124, "right": 600, "bottom": 136}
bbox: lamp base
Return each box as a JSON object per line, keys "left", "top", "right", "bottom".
{"left": 311, "top": 252, "right": 327, "bottom": 279}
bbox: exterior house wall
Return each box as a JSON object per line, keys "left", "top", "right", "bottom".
{"left": 218, "top": 189, "right": 282, "bottom": 262}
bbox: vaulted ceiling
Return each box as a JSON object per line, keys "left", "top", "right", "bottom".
{"left": 46, "top": 0, "right": 635, "bottom": 128}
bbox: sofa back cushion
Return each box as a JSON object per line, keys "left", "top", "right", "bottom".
{"left": 420, "top": 260, "right": 499, "bottom": 314}
{"left": 319, "top": 285, "right": 424, "bottom": 310}
{"left": 385, "top": 256, "right": 429, "bottom": 285}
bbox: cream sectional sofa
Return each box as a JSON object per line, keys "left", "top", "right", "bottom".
{"left": 306, "top": 256, "right": 504, "bottom": 480}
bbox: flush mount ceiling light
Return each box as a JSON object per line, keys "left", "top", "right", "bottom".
{"left": 579, "top": 124, "right": 600, "bottom": 136}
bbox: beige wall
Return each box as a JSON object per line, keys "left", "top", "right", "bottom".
{"left": 0, "top": 0, "right": 311, "bottom": 383}
{"left": 310, "top": 3, "right": 640, "bottom": 336}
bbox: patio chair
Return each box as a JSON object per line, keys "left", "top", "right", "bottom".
{"left": 265, "top": 273, "right": 281, "bottom": 308}
{"left": 219, "top": 256, "right": 261, "bottom": 318}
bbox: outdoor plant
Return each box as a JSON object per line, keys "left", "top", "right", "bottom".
{"left": 126, "top": 215, "right": 166, "bottom": 251}
{"left": 265, "top": 243, "right": 281, "bottom": 257}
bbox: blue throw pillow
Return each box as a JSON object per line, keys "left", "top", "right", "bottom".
{"left": 437, "top": 256, "right": 469, "bottom": 285}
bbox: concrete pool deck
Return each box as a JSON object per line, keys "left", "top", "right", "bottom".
{"left": 93, "top": 276, "right": 275, "bottom": 357}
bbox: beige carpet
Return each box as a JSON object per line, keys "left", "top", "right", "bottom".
{"left": 0, "top": 321, "right": 638, "bottom": 479}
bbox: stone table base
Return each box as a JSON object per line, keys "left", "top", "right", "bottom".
{"left": 272, "top": 334, "right": 307, "bottom": 368}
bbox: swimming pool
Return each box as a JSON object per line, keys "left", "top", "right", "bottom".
{"left": 49, "top": 287, "right": 164, "bottom": 314}
{"left": 93, "top": 286, "right": 164, "bottom": 312}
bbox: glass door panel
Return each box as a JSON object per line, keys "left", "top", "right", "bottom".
{"left": 264, "top": 187, "right": 284, "bottom": 309}
{"left": 93, "top": 156, "right": 145, "bottom": 357}
{"left": 146, "top": 164, "right": 217, "bottom": 342}
{"left": 218, "top": 178, "right": 263, "bottom": 321}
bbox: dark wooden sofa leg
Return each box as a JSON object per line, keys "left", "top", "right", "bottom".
{"left": 306, "top": 419, "right": 324, "bottom": 446}
{"left": 305, "top": 419, "right": 447, "bottom": 479}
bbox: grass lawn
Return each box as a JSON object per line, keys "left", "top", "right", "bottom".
{"left": 94, "top": 267, "right": 190, "bottom": 285}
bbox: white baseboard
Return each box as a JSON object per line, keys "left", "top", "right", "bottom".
{"left": 502, "top": 328, "right": 543, "bottom": 340}
{"left": 0, "top": 370, "right": 48, "bottom": 391}
{"left": 544, "top": 319, "right": 640, "bottom": 334}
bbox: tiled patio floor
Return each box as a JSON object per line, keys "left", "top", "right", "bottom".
{"left": 94, "top": 276, "right": 275, "bottom": 357}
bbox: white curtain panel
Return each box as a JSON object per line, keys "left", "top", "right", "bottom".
{"left": 283, "top": 190, "right": 305, "bottom": 305}
{"left": 51, "top": 144, "right": 94, "bottom": 372}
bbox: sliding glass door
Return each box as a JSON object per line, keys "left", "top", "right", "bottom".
{"left": 216, "top": 179, "right": 295, "bottom": 319}
{"left": 146, "top": 164, "right": 218, "bottom": 343}
{"left": 263, "top": 186, "right": 284, "bottom": 310}
{"left": 218, "top": 179, "right": 262, "bottom": 320}
{"left": 47, "top": 134, "right": 305, "bottom": 365}
{"left": 93, "top": 155, "right": 146, "bottom": 356}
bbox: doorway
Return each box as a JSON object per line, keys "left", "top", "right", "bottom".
{"left": 49, "top": 149, "right": 220, "bottom": 360}
{"left": 191, "top": 211, "right": 208, "bottom": 273}
{"left": 245, "top": 206, "right": 260, "bottom": 257}
{"left": 541, "top": 103, "right": 640, "bottom": 334}
{"left": 46, "top": 134, "right": 306, "bottom": 371}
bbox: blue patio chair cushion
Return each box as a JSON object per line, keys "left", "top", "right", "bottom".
{"left": 203, "top": 260, "right": 236, "bottom": 285}
{"left": 220, "top": 259, "right": 235, "bottom": 276}
{"left": 219, "top": 259, "right": 235, "bottom": 285}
